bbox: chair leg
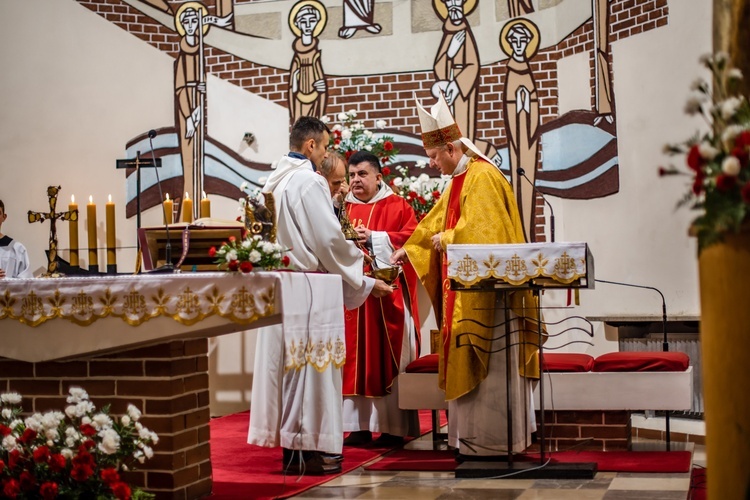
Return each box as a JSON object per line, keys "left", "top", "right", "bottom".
{"left": 432, "top": 410, "right": 440, "bottom": 450}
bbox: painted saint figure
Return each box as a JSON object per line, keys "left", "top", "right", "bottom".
{"left": 501, "top": 19, "right": 541, "bottom": 242}
{"left": 593, "top": 0, "right": 614, "bottom": 125}
{"left": 338, "top": 0, "right": 381, "bottom": 39}
{"left": 175, "top": 3, "right": 207, "bottom": 214}
{"left": 508, "top": 0, "right": 534, "bottom": 18}
{"left": 289, "top": 1, "right": 328, "bottom": 123}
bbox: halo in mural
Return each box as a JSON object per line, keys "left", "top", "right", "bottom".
{"left": 499, "top": 18, "right": 540, "bottom": 60}
{"left": 432, "top": 0, "right": 478, "bottom": 21}
{"left": 288, "top": 0, "right": 328, "bottom": 37}
{"left": 174, "top": 2, "right": 210, "bottom": 36}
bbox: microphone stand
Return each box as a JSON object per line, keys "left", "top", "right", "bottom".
{"left": 147, "top": 129, "right": 175, "bottom": 273}
{"left": 518, "top": 168, "right": 555, "bottom": 243}
{"left": 595, "top": 278, "right": 671, "bottom": 449}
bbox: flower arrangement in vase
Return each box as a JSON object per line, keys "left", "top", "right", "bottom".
{"left": 0, "top": 387, "right": 158, "bottom": 500}
{"left": 661, "top": 52, "right": 750, "bottom": 250}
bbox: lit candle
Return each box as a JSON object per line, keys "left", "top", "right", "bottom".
{"left": 69, "top": 195, "right": 79, "bottom": 267}
{"left": 163, "top": 193, "right": 173, "bottom": 225}
{"left": 106, "top": 194, "right": 116, "bottom": 268}
{"left": 87, "top": 195, "right": 98, "bottom": 269}
{"left": 181, "top": 192, "right": 193, "bottom": 223}
{"left": 200, "top": 191, "right": 211, "bottom": 219}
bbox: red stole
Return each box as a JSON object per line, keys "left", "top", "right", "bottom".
{"left": 441, "top": 170, "right": 468, "bottom": 375}
{"left": 343, "top": 195, "right": 421, "bottom": 397}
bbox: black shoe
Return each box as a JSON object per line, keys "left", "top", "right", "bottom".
{"left": 282, "top": 449, "right": 341, "bottom": 475}
{"left": 343, "top": 430, "right": 373, "bottom": 446}
{"left": 373, "top": 433, "right": 405, "bottom": 447}
{"left": 320, "top": 452, "right": 344, "bottom": 464}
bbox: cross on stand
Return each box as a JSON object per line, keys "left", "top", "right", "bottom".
{"left": 27, "top": 185, "right": 78, "bottom": 277}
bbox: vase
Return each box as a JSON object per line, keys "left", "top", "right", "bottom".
{"left": 698, "top": 225, "right": 750, "bottom": 500}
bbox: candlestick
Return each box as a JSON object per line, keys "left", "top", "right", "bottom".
{"left": 181, "top": 192, "right": 193, "bottom": 223}
{"left": 87, "top": 195, "right": 98, "bottom": 271}
{"left": 106, "top": 194, "right": 116, "bottom": 272}
{"left": 200, "top": 191, "right": 211, "bottom": 219}
{"left": 69, "top": 195, "right": 79, "bottom": 267}
{"left": 163, "top": 193, "right": 174, "bottom": 225}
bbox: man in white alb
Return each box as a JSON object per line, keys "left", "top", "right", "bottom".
{"left": 247, "top": 117, "right": 393, "bottom": 475}
{"left": 0, "top": 199, "right": 33, "bottom": 279}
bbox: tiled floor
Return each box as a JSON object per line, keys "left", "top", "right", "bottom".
{"left": 293, "top": 432, "right": 705, "bottom": 499}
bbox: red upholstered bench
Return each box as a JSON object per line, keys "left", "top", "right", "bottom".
{"left": 398, "top": 354, "right": 448, "bottom": 447}
{"left": 535, "top": 351, "right": 693, "bottom": 411}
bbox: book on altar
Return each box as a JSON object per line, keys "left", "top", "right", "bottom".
{"left": 139, "top": 219, "right": 244, "bottom": 272}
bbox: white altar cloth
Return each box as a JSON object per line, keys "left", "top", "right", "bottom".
{"left": 0, "top": 272, "right": 342, "bottom": 362}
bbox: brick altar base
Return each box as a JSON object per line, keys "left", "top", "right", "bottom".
{"left": 532, "top": 410, "right": 632, "bottom": 452}
{"left": 0, "top": 339, "right": 212, "bottom": 500}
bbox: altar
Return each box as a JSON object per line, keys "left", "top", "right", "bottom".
{"left": 0, "top": 271, "right": 343, "bottom": 499}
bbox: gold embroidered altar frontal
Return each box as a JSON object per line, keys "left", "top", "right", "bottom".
{"left": 0, "top": 273, "right": 276, "bottom": 328}
{"left": 447, "top": 242, "right": 594, "bottom": 288}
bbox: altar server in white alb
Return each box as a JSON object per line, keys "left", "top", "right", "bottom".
{"left": 0, "top": 199, "right": 33, "bottom": 279}
{"left": 247, "top": 117, "right": 393, "bottom": 475}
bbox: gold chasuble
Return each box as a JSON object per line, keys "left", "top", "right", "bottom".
{"left": 404, "top": 157, "right": 541, "bottom": 400}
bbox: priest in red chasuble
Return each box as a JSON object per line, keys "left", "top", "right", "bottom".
{"left": 342, "top": 151, "right": 422, "bottom": 446}
{"left": 391, "top": 94, "right": 542, "bottom": 458}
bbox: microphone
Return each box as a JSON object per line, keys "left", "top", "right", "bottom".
{"left": 146, "top": 129, "right": 175, "bottom": 273}
{"left": 517, "top": 167, "right": 555, "bottom": 243}
{"left": 594, "top": 278, "right": 671, "bottom": 449}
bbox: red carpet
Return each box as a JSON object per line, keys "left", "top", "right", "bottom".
{"left": 366, "top": 448, "right": 693, "bottom": 473}
{"left": 209, "top": 410, "right": 447, "bottom": 499}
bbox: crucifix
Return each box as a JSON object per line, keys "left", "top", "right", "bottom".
{"left": 27, "top": 185, "right": 78, "bottom": 277}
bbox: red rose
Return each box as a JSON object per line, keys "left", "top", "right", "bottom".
{"left": 33, "top": 445, "right": 50, "bottom": 463}
{"left": 686, "top": 144, "right": 703, "bottom": 171}
{"left": 0, "top": 425, "right": 10, "bottom": 437}
{"left": 49, "top": 454, "right": 66, "bottom": 472}
{"left": 18, "top": 428, "right": 36, "bottom": 444}
{"left": 735, "top": 130, "right": 750, "bottom": 148}
{"left": 101, "top": 468, "right": 120, "bottom": 485}
{"left": 281, "top": 255, "right": 291, "bottom": 267}
{"left": 228, "top": 260, "right": 239, "bottom": 271}
{"left": 417, "top": 196, "right": 426, "bottom": 204}
{"left": 408, "top": 191, "right": 418, "bottom": 200}
{"left": 0, "top": 459, "right": 4, "bottom": 473}
{"left": 8, "top": 449, "right": 21, "bottom": 469}
{"left": 3, "top": 478, "right": 20, "bottom": 499}
{"left": 208, "top": 246, "right": 217, "bottom": 258}
{"left": 79, "top": 423, "right": 97, "bottom": 437}
{"left": 742, "top": 183, "right": 750, "bottom": 204}
{"left": 39, "top": 482, "right": 59, "bottom": 500}
{"left": 345, "top": 150, "right": 355, "bottom": 160}
{"left": 229, "top": 235, "right": 236, "bottom": 243}
{"left": 334, "top": 129, "right": 342, "bottom": 138}
{"left": 716, "top": 173, "right": 737, "bottom": 192}
{"left": 692, "top": 172, "right": 705, "bottom": 195}
{"left": 334, "top": 138, "right": 341, "bottom": 145}
{"left": 236, "top": 216, "right": 242, "bottom": 222}
{"left": 432, "top": 190, "right": 441, "bottom": 199}
{"left": 732, "top": 146, "right": 749, "bottom": 166}
{"left": 381, "top": 157, "right": 389, "bottom": 164}
{"left": 19, "top": 471, "right": 36, "bottom": 492}
{"left": 111, "top": 481, "right": 132, "bottom": 500}
{"left": 82, "top": 439, "right": 95, "bottom": 450}
{"left": 382, "top": 166, "right": 391, "bottom": 176}
{"left": 71, "top": 464, "right": 94, "bottom": 482}
{"left": 73, "top": 447, "right": 94, "bottom": 467}
{"left": 383, "top": 141, "right": 394, "bottom": 151}
{"left": 239, "top": 261, "right": 253, "bottom": 273}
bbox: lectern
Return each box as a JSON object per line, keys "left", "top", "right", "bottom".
{"left": 446, "top": 242, "right": 596, "bottom": 479}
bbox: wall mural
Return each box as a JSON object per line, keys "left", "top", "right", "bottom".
{"left": 105, "top": 0, "right": 668, "bottom": 235}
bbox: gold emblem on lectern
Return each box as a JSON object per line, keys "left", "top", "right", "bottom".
{"left": 456, "top": 254, "right": 479, "bottom": 279}
{"left": 553, "top": 251, "right": 577, "bottom": 277}
{"left": 505, "top": 254, "right": 528, "bottom": 280}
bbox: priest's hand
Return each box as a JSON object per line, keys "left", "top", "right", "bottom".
{"left": 371, "top": 279, "right": 394, "bottom": 298}
{"left": 355, "top": 225, "right": 371, "bottom": 245}
{"left": 431, "top": 233, "right": 443, "bottom": 252}
{"left": 390, "top": 248, "right": 408, "bottom": 265}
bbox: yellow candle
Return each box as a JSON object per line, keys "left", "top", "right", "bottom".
{"left": 181, "top": 192, "right": 193, "bottom": 223}
{"left": 69, "top": 195, "right": 79, "bottom": 267}
{"left": 163, "top": 193, "right": 173, "bottom": 225}
{"left": 87, "top": 196, "right": 98, "bottom": 268}
{"left": 106, "top": 194, "right": 116, "bottom": 267}
{"left": 200, "top": 191, "right": 211, "bottom": 219}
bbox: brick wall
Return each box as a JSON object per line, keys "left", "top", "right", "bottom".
{"left": 0, "top": 339, "right": 211, "bottom": 500}
{"left": 534, "top": 410, "right": 632, "bottom": 451}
